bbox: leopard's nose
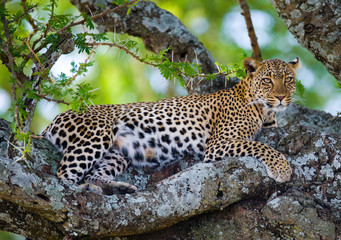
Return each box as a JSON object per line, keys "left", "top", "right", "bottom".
{"left": 275, "top": 95, "right": 285, "bottom": 101}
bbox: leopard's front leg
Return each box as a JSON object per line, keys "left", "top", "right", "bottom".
{"left": 204, "top": 138, "right": 292, "bottom": 182}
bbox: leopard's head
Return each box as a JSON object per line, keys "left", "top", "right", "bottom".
{"left": 243, "top": 57, "right": 300, "bottom": 112}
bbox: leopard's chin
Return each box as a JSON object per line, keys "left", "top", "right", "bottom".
{"left": 272, "top": 105, "right": 287, "bottom": 112}
{"left": 265, "top": 102, "right": 288, "bottom": 112}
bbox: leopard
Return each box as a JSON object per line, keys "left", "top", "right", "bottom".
{"left": 43, "top": 57, "right": 300, "bottom": 194}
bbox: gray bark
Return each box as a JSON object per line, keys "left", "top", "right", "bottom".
{"left": 0, "top": 104, "right": 340, "bottom": 239}
{"left": 270, "top": 0, "right": 341, "bottom": 83}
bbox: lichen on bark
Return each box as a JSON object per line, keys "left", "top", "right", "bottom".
{"left": 1, "top": 103, "right": 341, "bottom": 239}
{"left": 270, "top": 0, "right": 341, "bottom": 83}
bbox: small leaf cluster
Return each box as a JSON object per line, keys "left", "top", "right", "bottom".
{"left": 157, "top": 59, "right": 201, "bottom": 87}
{"left": 295, "top": 79, "right": 305, "bottom": 97}
{"left": 292, "top": 79, "right": 306, "bottom": 105}
{"left": 74, "top": 32, "right": 108, "bottom": 54}
{"left": 139, "top": 47, "right": 246, "bottom": 88}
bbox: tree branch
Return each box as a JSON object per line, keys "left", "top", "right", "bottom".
{"left": 238, "top": 0, "right": 262, "bottom": 61}
{"left": 86, "top": 42, "right": 239, "bottom": 80}
{"left": 70, "top": 0, "right": 230, "bottom": 95}
{"left": 34, "top": 93, "right": 70, "bottom": 106}
{"left": 0, "top": 119, "right": 275, "bottom": 238}
{"left": 1, "top": 103, "right": 341, "bottom": 239}
{"left": 270, "top": 0, "right": 341, "bottom": 83}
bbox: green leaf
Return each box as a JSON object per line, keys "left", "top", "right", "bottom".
{"left": 336, "top": 81, "right": 341, "bottom": 89}
{"left": 114, "top": 0, "right": 128, "bottom": 5}
{"left": 295, "top": 79, "right": 305, "bottom": 96}
{"left": 127, "top": 7, "right": 131, "bottom": 15}
{"left": 81, "top": 13, "right": 95, "bottom": 30}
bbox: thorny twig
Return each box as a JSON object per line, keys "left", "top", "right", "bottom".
{"left": 34, "top": 93, "right": 70, "bottom": 106}
{"left": 9, "top": 2, "right": 37, "bottom": 24}
{"left": 86, "top": 41, "right": 233, "bottom": 80}
{"left": 30, "top": 0, "right": 138, "bottom": 61}
{"left": 24, "top": 40, "right": 47, "bottom": 75}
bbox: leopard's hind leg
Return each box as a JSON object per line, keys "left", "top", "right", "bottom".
{"left": 84, "top": 147, "right": 136, "bottom": 195}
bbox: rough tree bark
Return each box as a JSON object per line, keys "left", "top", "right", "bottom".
{"left": 270, "top": 0, "right": 341, "bottom": 83}
{"left": 1, "top": 104, "right": 340, "bottom": 239}
{"left": 0, "top": 0, "right": 340, "bottom": 239}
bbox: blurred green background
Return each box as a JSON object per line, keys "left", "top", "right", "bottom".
{"left": 0, "top": 0, "right": 339, "bottom": 238}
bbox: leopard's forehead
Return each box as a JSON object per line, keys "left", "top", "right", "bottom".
{"left": 257, "top": 59, "right": 295, "bottom": 78}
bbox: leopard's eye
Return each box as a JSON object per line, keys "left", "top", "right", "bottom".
{"left": 262, "top": 78, "right": 272, "bottom": 84}
{"left": 285, "top": 77, "right": 294, "bottom": 83}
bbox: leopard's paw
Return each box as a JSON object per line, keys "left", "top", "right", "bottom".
{"left": 107, "top": 181, "right": 138, "bottom": 195}
{"left": 85, "top": 179, "right": 137, "bottom": 195}
{"left": 274, "top": 165, "right": 292, "bottom": 182}
{"left": 265, "top": 157, "right": 292, "bottom": 183}
{"left": 79, "top": 183, "right": 103, "bottom": 194}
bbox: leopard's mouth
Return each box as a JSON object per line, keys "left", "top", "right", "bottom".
{"left": 272, "top": 104, "right": 287, "bottom": 112}
{"left": 265, "top": 101, "right": 288, "bottom": 112}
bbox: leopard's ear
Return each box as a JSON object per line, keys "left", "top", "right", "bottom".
{"left": 288, "top": 57, "right": 300, "bottom": 70}
{"left": 243, "top": 57, "right": 260, "bottom": 74}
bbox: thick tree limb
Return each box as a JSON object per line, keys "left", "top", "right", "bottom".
{"left": 1, "top": 103, "right": 341, "bottom": 239}
{"left": 0, "top": 118, "right": 275, "bottom": 239}
{"left": 270, "top": 0, "right": 341, "bottom": 83}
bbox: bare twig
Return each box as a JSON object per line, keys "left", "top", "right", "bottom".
{"left": 332, "top": 112, "right": 341, "bottom": 120}
{"left": 43, "top": 0, "right": 55, "bottom": 40}
{"left": 35, "top": 94, "right": 70, "bottom": 105}
{"left": 64, "top": 45, "right": 98, "bottom": 86}
{"left": 23, "top": 39, "right": 56, "bottom": 87}
{"left": 24, "top": 40, "right": 46, "bottom": 74}
{"left": 22, "top": 0, "right": 39, "bottom": 47}
{"left": 238, "top": 0, "right": 262, "bottom": 61}
{"left": 86, "top": 41, "right": 157, "bottom": 66}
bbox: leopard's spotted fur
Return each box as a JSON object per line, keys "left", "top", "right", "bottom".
{"left": 43, "top": 57, "right": 300, "bottom": 194}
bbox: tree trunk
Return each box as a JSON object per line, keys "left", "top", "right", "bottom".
{"left": 270, "top": 0, "right": 341, "bottom": 83}
{"left": 1, "top": 0, "right": 340, "bottom": 239}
